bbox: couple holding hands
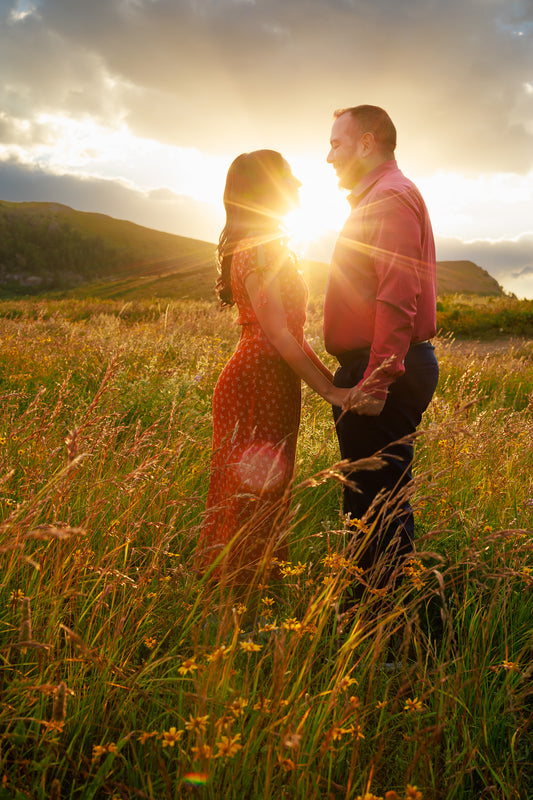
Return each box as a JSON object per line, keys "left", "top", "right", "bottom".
{"left": 197, "top": 105, "right": 439, "bottom": 599}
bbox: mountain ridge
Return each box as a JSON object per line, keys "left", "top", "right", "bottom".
{"left": 0, "top": 200, "right": 504, "bottom": 300}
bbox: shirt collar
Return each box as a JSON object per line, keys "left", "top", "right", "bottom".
{"left": 348, "top": 159, "right": 398, "bottom": 207}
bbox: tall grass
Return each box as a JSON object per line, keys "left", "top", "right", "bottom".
{"left": 0, "top": 298, "right": 531, "bottom": 800}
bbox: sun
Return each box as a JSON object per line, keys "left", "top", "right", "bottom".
{"left": 282, "top": 156, "right": 348, "bottom": 256}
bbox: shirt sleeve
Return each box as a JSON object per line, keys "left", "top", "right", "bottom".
{"left": 361, "top": 189, "right": 423, "bottom": 396}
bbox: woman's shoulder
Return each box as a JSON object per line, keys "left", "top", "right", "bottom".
{"left": 232, "top": 236, "right": 298, "bottom": 285}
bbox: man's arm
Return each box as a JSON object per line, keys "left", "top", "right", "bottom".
{"left": 362, "top": 190, "right": 424, "bottom": 394}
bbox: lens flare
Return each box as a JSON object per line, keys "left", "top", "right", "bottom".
{"left": 183, "top": 772, "right": 208, "bottom": 786}
{"left": 236, "top": 442, "right": 287, "bottom": 492}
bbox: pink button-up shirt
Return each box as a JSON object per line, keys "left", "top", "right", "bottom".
{"left": 323, "top": 159, "right": 437, "bottom": 394}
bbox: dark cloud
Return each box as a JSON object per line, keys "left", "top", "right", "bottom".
{"left": 513, "top": 265, "right": 533, "bottom": 277}
{"left": 436, "top": 234, "right": 533, "bottom": 286}
{"left": 1, "top": 0, "right": 532, "bottom": 171}
{"left": 0, "top": 157, "right": 222, "bottom": 241}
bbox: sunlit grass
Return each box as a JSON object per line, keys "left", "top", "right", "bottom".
{"left": 0, "top": 298, "right": 531, "bottom": 799}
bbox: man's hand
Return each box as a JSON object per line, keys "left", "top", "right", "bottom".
{"left": 342, "top": 386, "right": 386, "bottom": 416}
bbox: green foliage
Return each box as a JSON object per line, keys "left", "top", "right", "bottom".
{"left": 0, "top": 201, "right": 218, "bottom": 299}
{"left": 0, "top": 298, "right": 531, "bottom": 799}
{"left": 436, "top": 295, "right": 533, "bottom": 338}
{"left": 0, "top": 207, "right": 122, "bottom": 293}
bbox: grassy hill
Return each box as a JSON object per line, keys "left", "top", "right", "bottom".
{"left": 436, "top": 260, "right": 502, "bottom": 296}
{"left": 0, "top": 201, "right": 217, "bottom": 299}
{"left": 0, "top": 200, "right": 504, "bottom": 301}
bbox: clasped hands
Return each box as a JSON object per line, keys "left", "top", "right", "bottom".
{"left": 341, "top": 385, "right": 386, "bottom": 416}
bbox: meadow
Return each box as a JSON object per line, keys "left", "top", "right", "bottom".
{"left": 0, "top": 296, "right": 531, "bottom": 800}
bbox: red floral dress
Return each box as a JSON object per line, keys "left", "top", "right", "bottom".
{"left": 197, "top": 239, "right": 308, "bottom": 581}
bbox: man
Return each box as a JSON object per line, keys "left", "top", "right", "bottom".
{"left": 324, "top": 105, "right": 439, "bottom": 593}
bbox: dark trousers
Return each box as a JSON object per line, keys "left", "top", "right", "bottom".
{"left": 333, "top": 342, "right": 439, "bottom": 589}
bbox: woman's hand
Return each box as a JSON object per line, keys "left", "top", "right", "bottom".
{"left": 327, "top": 385, "right": 354, "bottom": 408}
{"left": 342, "top": 386, "right": 386, "bottom": 416}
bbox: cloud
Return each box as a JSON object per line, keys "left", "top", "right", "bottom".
{"left": 1, "top": 0, "right": 532, "bottom": 172}
{"left": 437, "top": 234, "right": 533, "bottom": 294}
{"left": 0, "top": 156, "right": 222, "bottom": 241}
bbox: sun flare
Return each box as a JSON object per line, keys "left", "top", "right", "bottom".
{"left": 283, "top": 156, "right": 348, "bottom": 256}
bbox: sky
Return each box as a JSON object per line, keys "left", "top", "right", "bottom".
{"left": 1, "top": 0, "right": 532, "bottom": 297}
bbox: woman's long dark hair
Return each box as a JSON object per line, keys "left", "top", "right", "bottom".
{"left": 216, "top": 150, "right": 290, "bottom": 307}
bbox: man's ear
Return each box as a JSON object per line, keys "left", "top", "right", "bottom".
{"left": 359, "top": 132, "right": 376, "bottom": 157}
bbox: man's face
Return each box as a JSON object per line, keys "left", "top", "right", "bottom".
{"left": 327, "top": 113, "right": 366, "bottom": 190}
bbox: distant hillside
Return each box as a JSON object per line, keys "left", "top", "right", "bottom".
{"left": 0, "top": 201, "right": 504, "bottom": 300}
{"left": 437, "top": 260, "right": 502, "bottom": 296}
{"left": 0, "top": 201, "right": 217, "bottom": 298}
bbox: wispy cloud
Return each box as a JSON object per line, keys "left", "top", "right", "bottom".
{"left": 1, "top": 0, "right": 531, "bottom": 170}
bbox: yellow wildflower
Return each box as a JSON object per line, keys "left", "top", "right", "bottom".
{"left": 10, "top": 589, "right": 25, "bottom": 601}
{"left": 347, "top": 517, "right": 371, "bottom": 534}
{"left": 279, "top": 561, "right": 307, "bottom": 577}
{"left": 185, "top": 714, "right": 209, "bottom": 735}
{"left": 282, "top": 617, "right": 302, "bottom": 632}
{"left": 229, "top": 697, "right": 248, "bottom": 717}
{"left": 261, "top": 597, "right": 275, "bottom": 607}
{"left": 92, "top": 743, "right": 117, "bottom": 761}
{"left": 143, "top": 637, "right": 157, "bottom": 649}
{"left": 178, "top": 658, "right": 198, "bottom": 676}
{"left": 404, "top": 697, "right": 424, "bottom": 712}
{"left": 214, "top": 733, "right": 242, "bottom": 759}
{"left": 330, "top": 725, "right": 347, "bottom": 741}
{"left": 351, "top": 724, "right": 365, "bottom": 740}
{"left": 253, "top": 697, "right": 272, "bottom": 712}
{"left": 191, "top": 743, "right": 213, "bottom": 760}
{"left": 137, "top": 731, "right": 158, "bottom": 744}
{"left": 206, "top": 644, "right": 232, "bottom": 661}
{"left": 258, "top": 622, "right": 279, "bottom": 633}
{"left": 214, "top": 714, "right": 233, "bottom": 734}
{"left": 303, "top": 622, "right": 318, "bottom": 637}
{"left": 239, "top": 639, "right": 262, "bottom": 653}
{"left": 338, "top": 676, "right": 358, "bottom": 690}
{"left": 161, "top": 727, "right": 184, "bottom": 747}
{"left": 402, "top": 558, "right": 425, "bottom": 590}
{"left": 406, "top": 786, "right": 423, "bottom": 800}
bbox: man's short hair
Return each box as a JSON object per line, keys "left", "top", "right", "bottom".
{"left": 334, "top": 105, "right": 397, "bottom": 153}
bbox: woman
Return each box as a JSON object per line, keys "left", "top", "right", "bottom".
{"left": 197, "top": 150, "right": 351, "bottom": 584}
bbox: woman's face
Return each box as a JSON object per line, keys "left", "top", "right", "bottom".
{"left": 271, "top": 160, "right": 301, "bottom": 216}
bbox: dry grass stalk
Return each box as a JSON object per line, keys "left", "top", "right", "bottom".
{"left": 18, "top": 596, "right": 32, "bottom": 644}
{"left": 24, "top": 525, "right": 85, "bottom": 541}
{"left": 64, "top": 428, "right": 78, "bottom": 463}
{"left": 52, "top": 681, "right": 68, "bottom": 724}
{"left": 49, "top": 778, "right": 61, "bottom": 800}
